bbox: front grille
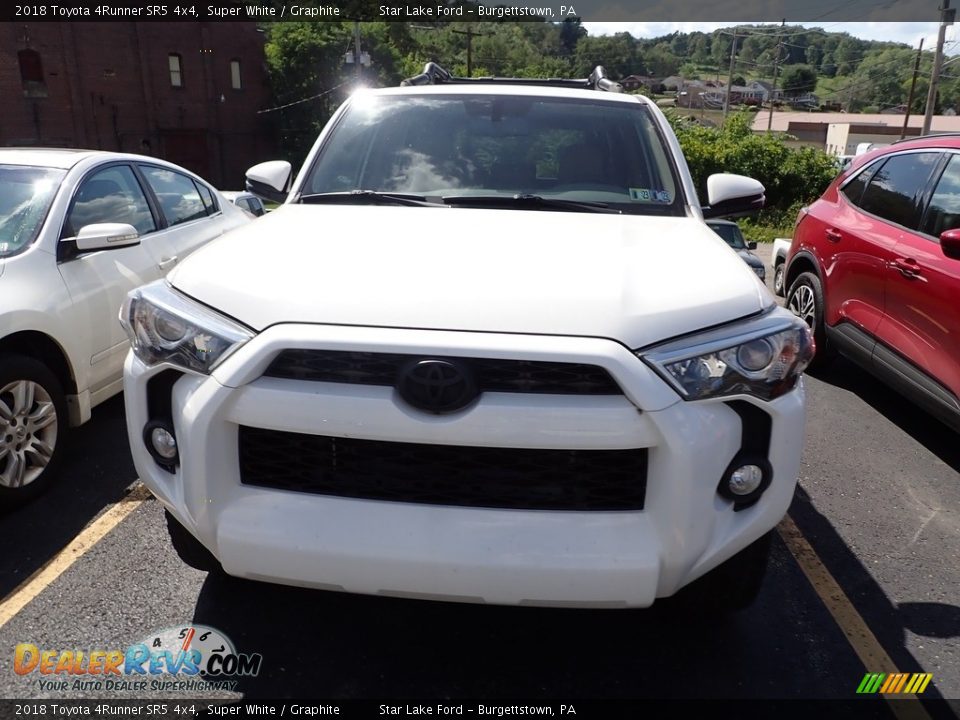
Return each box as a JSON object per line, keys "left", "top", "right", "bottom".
{"left": 264, "top": 350, "right": 622, "bottom": 395}
{"left": 238, "top": 427, "right": 647, "bottom": 511}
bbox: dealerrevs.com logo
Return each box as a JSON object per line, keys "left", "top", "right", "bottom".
{"left": 13, "top": 625, "right": 262, "bottom": 693}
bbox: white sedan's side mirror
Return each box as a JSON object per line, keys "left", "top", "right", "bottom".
{"left": 246, "top": 160, "right": 292, "bottom": 204}
{"left": 75, "top": 223, "right": 140, "bottom": 252}
{"left": 703, "top": 174, "right": 765, "bottom": 219}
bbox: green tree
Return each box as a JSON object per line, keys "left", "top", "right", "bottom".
{"left": 835, "top": 37, "right": 864, "bottom": 75}
{"left": 780, "top": 64, "right": 817, "bottom": 96}
{"left": 572, "top": 33, "right": 638, "bottom": 78}
{"left": 559, "top": 18, "right": 586, "bottom": 56}
{"left": 263, "top": 22, "right": 355, "bottom": 161}
{"left": 668, "top": 111, "right": 836, "bottom": 222}
{"left": 690, "top": 34, "right": 711, "bottom": 65}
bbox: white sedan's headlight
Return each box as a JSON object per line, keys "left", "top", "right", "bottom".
{"left": 120, "top": 280, "right": 253, "bottom": 374}
{"left": 639, "top": 307, "right": 814, "bottom": 401}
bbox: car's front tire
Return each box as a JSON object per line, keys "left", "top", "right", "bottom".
{"left": 165, "top": 510, "right": 223, "bottom": 573}
{"left": 673, "top": 531, "right": 773, "bottom": 614}
{"left": 773, "top": 261, "right": 785, "bottom": 296}
{"left": 0, "top": 354, "right": 68, "bottom": 509}
{"left": 786, "top": 271, "right": 834, "bottom": 368}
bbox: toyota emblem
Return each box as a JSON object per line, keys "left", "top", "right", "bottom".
{"left": 397, "top": 359, "right": 478, "bottom": 414}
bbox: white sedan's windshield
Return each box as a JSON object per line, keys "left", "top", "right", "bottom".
{"left": 304, "top": 94, "right": 683, "bottom": 215}
{"left": 0, "top": 165, "right": 65, "bottom": 258}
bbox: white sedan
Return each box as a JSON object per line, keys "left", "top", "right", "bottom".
{"left": 0, "top": 149, "right": 250, "bottom": 506}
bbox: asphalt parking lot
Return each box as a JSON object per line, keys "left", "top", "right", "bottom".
{"left": 1, "top": 244, "right": 958, "bottom": 711}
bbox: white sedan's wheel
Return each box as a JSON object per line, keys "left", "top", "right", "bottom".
{"left": 0, "top": 355, "right": 67, "bottom": 507}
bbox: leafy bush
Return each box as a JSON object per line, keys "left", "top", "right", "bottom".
{"left": 667, "top": 111, "right": 836, "bottom": 227}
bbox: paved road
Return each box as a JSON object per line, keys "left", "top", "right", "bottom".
{"left": 1, "top": 247, "right": 958, "bottom": 708}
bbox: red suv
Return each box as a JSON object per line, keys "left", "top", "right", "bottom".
{"left": 785, "top": 136, "right": 960, "bottom": 432}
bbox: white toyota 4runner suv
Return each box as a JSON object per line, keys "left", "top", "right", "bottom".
{"left": 122, "top": 66, "right": 814, "bottom": 611}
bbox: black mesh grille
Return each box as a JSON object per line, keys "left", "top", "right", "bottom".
{"left": 238, "top": 427, "right": 646, "bottom": 511}
{"left": 263, "top": 350, "right": 622, "bottom": 395}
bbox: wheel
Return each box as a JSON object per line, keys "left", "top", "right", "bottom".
{"left": 674, "top": 531, "right": 774, "bottom": 614}
{"left": 0, "top": 354, "right": 68, "bottom": 509}
{"left": 773, "top": 261, "right": 785, "bottom": 297}
{"left": 786, "top": 271, "right": 835, "bottom": 368}
{"left": 165, "top": 510, "right": 222, "bottom": 573}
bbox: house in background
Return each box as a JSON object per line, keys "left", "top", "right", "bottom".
{"left": 1, "top": 22, "right": 276, "bottom": 188}
{"left": 620, "top": 74, "right": 662, "bottom": 92}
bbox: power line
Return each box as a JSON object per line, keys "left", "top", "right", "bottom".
{"left": 256, "top": 80, "right": 352, "bottom": 114}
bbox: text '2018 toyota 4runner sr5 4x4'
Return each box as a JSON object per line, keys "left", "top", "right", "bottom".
{"left": 121, "top": 65, "right": 814, "bottom": 611}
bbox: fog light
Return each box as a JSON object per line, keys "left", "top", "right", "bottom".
{"left": 728, "top": 464, "right": 764, "bottom": 495}
{"left": 718, "top": 454, "right": 772, "bottom": 508}
{"left": 143, "top": 420, "right": 178, "bottom": 468}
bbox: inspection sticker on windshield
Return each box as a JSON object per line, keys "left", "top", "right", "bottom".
{"left": 630, "top": 188, "right": 671, "bottom": 203}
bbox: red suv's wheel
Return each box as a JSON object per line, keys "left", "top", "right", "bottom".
{"left": 786, "top": 272, "right": 834, "bottom": 368}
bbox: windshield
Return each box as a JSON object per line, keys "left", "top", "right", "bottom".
{"left": 0, "top": 165, "right": 65, "bottom": 258}
{"left": 302, "top": 93, "right": 683, "bottom": 215}
{"left": 709, "top": 222, "right": 747, "bottom": 250}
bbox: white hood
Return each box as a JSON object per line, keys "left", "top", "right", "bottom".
{"left": 169, "top": 204, "right": 768, "bottom": 349}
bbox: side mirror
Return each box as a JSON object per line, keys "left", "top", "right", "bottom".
{"left": 747, "top": 241, "right": 758, "bottom": 250}
{"left": 246, "top": 160, "right": 292, "bottom": 204}
{"left": 941, "top": 228, "right": 960, "bottom": 260}
{"left": 702, "top": 174, "right": 765, "bottom": 219}
{"left": 75, "top": 223, "right": 140, "bottom": 252}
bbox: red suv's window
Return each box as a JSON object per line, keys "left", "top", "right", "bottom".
{"left": 840, "top": 162, "right": 880, "bottom": 205}
{"left": 921, "top": 154, "right": 960, "bottom": 237}
{"left": 854, "top": 152, "right": 941, "bottom": 229}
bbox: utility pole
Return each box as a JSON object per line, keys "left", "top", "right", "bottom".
{"left": 767, "top": 19, "right": 786, "bottom": 133}
{"left": 923, "top": 0, "right": 953, "bottom": 135}
{"left": 723, "top": 27, "right": 738, "bottom": 121}
{"left": 452, "top": 25, "right": 485, "bottom": 76}
{"left": 902, "top": 38, "right": 925, "bottom": 139}
{"left": 353, "top": 21, "right": 362, "bottom": 81}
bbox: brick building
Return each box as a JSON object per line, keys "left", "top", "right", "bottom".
{"left": 1, "top": 22, "right": 276, "bottom": 188}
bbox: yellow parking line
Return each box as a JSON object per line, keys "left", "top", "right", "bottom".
{"left": 0, "top": 481, "right": 938, "bottom": 719}
{"left": 778, "top": 514, "right": 932, "bottom": 720}
{"left": 0, "top": 483, "right": 150, "bottom": 631}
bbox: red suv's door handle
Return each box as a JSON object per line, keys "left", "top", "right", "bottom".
{"left": 825, "top": 228, "right": 842, "bottom": 243}
{"left": 893, "top": 257, "right": 922, "bottom": 278}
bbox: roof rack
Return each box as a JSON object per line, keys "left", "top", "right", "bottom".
{"left": 400, "top": 62, "right": 623, "bottom": 93}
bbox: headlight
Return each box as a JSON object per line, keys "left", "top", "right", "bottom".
{"left": 120, "top": 280, "right": 253, "bottom": 374}
{"left": 639, "top": 307, "right": 814, "bottom": 401}
{"left": 751, "top": 264, "right": 765, "bottom": 280}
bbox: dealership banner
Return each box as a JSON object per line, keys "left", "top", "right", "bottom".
{"left": 1, "top": 0, "right": 948, "bottom": 22}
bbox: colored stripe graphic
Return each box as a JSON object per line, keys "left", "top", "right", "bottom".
{"left": 856, "top": 674, "right": 874, "bottom": 694}
{"left": 914, "top": 674, "right": 933, "bottom": 694}
{"left": 858, "top": 673, "right": 933, "bottom": 695}
{"left": 880, "top": 674, "right": 897, "bottom": 693}
{"left": 869, "top": 674, "right": 886, "bottom": 693}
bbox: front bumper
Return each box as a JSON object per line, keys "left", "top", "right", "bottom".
{"left": 124, "top": 323, "right": 805, "bottom": 608}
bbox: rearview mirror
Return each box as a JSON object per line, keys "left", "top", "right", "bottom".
{"left": 941, "top": 228, "right": 960, "bottom": 260}
{"left": 246, "top": 160, "right": 292, "bottom": 204}
{"left": 747, "top": 241, "right": 758, "bottom": 250}
{"left": 702, "top": 174, "right": 765, "bottom": 219}
{"left": 75, "top": 223, "right": 140, "bottom": 252}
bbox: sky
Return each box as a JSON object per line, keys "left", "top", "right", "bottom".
{"left": 581, "top": 22, "right": 957, "bottom": 53}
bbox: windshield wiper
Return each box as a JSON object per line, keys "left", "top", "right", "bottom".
{"left": 441, "top": 194, "right": 621, "bottom": 214}
{"left": 298, "top": 190, "right": 438, "bottom": 207}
